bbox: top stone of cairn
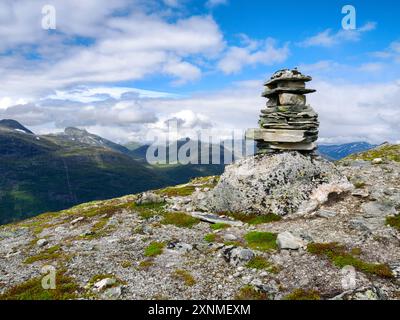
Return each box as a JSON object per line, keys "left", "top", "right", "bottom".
{"left": 262, "top": 68, "right": 316, "bottom": 98}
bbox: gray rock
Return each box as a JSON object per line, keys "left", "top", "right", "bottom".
{"left": 104, "top": 286, "right": 122, "bottom": 299}
{"left": 361, "top": 202, "right": 396, "bottom": 218}
{"left": 192, "top": 152, "right": 349, "bottom": 216}
{"left": 223, "top": 234, "right": 238, "bottom": 241}
{"left": 276, "top": 232, "right": 305, "bottom": 250}
{"left": 349, "top": 202, "right": 396, "bottom": 232}
{"left": 389, "top": 262, "right": 400, "bottom": 279}
{"left": 351, "top": 189, "right": 369, "bottom": 198}
{"left": 245, "top": 128, "right": 307, "bottom": 143}
{"left": 279, "top": 93, "right": 306, "bottom": 106}
{"left": 189, "top": 212, "right": 243, "bottom": 227}
{"left": 70, "top": 217, "right": 85, "bottom": 225}
{"left": 223, "top": 247, "right": 254, "bottom": 266}
{"left": 136, "top": 192, "right": 164, "bottom": 205}
{"left": 94, "top": 278, "right": 116, "bottom": 291}
{"left": 167, "top": 242, "right": 193, "bottom": 253}
{"left": 331, "top": 286, "right": 386, "bottom": 300}
{"left": 317, "top": 209, "right": 337, "bottom": 218}
{"left": 372, "top": 158, "right": 383, "bottom": 165}
{"left": 36, "top": 239, "right": 48, "bottom": 247}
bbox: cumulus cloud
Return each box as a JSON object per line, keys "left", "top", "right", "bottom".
{"left": 0, "top": 2, "right": 225, "bottom": 101}
{"left": 299, "top": 22, "right": 376, "bottom": 47}
{"left": 2, "top": 76, "right": 400, "bottom": 145}
{"left": 218, "top": 36, "right": 289, "bottom": 74}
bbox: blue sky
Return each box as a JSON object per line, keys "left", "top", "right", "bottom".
{"left": 0, "top": 0, "right": 399, "bottom": 144}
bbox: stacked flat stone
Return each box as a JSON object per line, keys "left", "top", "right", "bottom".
{"left": 246, "top": 69, "right": 319, "bottom": 153}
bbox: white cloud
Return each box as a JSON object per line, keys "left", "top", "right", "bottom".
{"left": 206, "top": 0, "right": 228, "bottom": 8}
{"left": 2, "top": 75, "right": 400, "bottom": 145}
{"left": 372, "top": 41, "right": 400, "bottom": 63}
{"left": 0, "top": 3, "right": 225, "bottom": 100}
{"left": 218, "top": 37, "right": 289, "bottom": 74}
{"left": 358, "top": 62, "right": 385, "bottom": 73}
{"left": 299, "top": 22, "right": 376, "bottom": 47}
{"left": 47, "top": 86, "right": 181, "bottom": 103}
{"left": 0, "top": 97, "right": 28, "bottom": 110}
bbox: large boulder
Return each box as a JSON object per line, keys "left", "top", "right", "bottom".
{"left": 192, "top": 151, "right": 351, "bottom": 216}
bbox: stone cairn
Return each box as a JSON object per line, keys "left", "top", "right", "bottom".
{"left": 246, "top": 69, "right": 319, "bottom": 154}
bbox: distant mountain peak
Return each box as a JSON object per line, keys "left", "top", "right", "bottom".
{"left": 64, "top": 127, "right": 89, "bottom": 136}
{"left": 0, "top": 119, "right": 34, "bottom": 134}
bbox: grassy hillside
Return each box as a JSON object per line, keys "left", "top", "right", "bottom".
{"left": 0, "top": 125, "right": 226, "bottom": 225}
{"left": 343, "top": 143, "right": 400, "bottom": 162}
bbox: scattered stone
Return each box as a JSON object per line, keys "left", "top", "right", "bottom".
{"left": 331, "top": 286, "right": 386, "bottom": 300}
{"left": 104, "top": 286, "right": 122, "bottom": 299}
{"left": 36, "top": 239, "right": 48, "bottom": 247}
{"left": 94, "top": 278, "right": 116, "bottom": 291}
{"left": 223, "top": 234, "right": 238, "bottom": 241}
{"left": 352, "top": 189, "right": 369, "bottom": 198}
{"left": 317, "top": 209, "right": 337, "bottom": 219}
{"left": 223, "top": 247, "right": 254, "bottom": 266}
{"left": 71, "top": 217, "right": 85, "bottom": 225}
{"left": 372, "top": 158, "right": 383, "bottom": 165}
{"left": 276, "top": 232, "right": 305, "bottom": 250}
{"left": 350, "top": 201, "right": 396, "bottom": 232}
{"left": 136, "top": 192, "right": 164, "bottom": 205}
{"left": 167, "top": 241, "right": 193, "bottom": 253}
{"left": 189, "top": 211, "right": 243, "bottom": 227}
{"left": 389, "top": 262, "right": 400, "bottom": 279}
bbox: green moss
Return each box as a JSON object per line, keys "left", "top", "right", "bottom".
{"left": 204, "top": 233, "right": 217, "bottom": 243}
{"left": 353, "top": 181, "right": 366, "bottom": 189}
{"left": 345, "top": 144, "right": 400, "bottom": 163}
{"left": 246, "top": 256, "right": 279, "bottom": 273}
{"left": 81, "top": 216, "right": 115, "bottom": 240}
{"left": 284, "top": 289, "right": 320, "bottom": 300}
{"left": 121, "top": 261, "right": 132, "bottom": 268}
{"left": 307, "top": 242, "right": 393, "bottom": 278}
{"left": 144, "top": 241, "right": 165, "bottom": 257}
{"left": 0, "top": 271, "right": 79, "bottom": 300}
{"left": 77, "top": 202, "right": 133, "bottom": 218}
{"left": 235, "top": 285, "right": 268, "bottom": 300}
{"left": 156, "top": 185, "right": 196, "bottom": 197}
{"left": 210, "top": 223, "right": 229, "bottom": 230}
{"left": 224, "top": 241, "right": 243, "bottom": 247}
{"left": 172, "top": 269, "right": 196, "bottom": 286}
{"left": 190, "top": 176, "right": 220, "bottom": 188}
{"left": 133, "top": 202, "right": 166, "bottom": 219}
{"left": 24, "top": 245, "right": 62, "bottom": 264}
{"left": 138, "top": 259, "right": 154, "bottom": 270}
{"left": 222, "top": 212, "right": 281, "bottom": 225}
{"left": 161, "top": 212, "right": 200, "bottom": 228}
{"left": 245, "top": 231, "right": 278, "bottom": 251}
{"left": 386, "top": 215, "right": 400, "bottom": 231}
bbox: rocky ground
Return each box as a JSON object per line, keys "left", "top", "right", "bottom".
{"left": 0, "top": 146, "right": 399, "bottom": 300}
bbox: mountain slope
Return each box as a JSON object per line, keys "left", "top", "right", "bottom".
{"left": 0, "top": 119, "right": 34, "bottom": 134}
{"left": 0, "top": 125, "right": 170, "bottom": 224}
{"left": 46, "top": 127, "right": 132, "bottom": 155}
{"left": 317, "top": 142, "right": 377, "bottom": 160}
{"left": 0, "top": 122, "right": 225, "bottom": 225}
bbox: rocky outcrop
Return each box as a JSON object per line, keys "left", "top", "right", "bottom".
{"left": 191, "top": 151, "right": 351, "bottom": 216}
{"left": 0, "top": 151, "right": 400, "bottom": 300}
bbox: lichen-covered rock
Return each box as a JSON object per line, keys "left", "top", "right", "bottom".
{"left": 192, "top": 152, "right": 350, "bottom": 216}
